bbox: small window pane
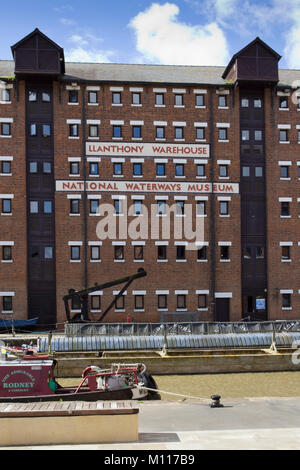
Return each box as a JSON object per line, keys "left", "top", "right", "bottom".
{"left": 42, "top": 92, "right": 51, "bottom": 102}
{"left": 30, "top": 201, "right": 38, "bottom": 213}
{"left": 44, "top": 201, "right": 52, "bottom": 214}
{"left": 28, "top": 91, "right": 37, "bottom": 102}
{"left": 29, "top": 162, "right": 38, "bottom": 173}
{"left": 242, "top": 166, "right": 250, "bottom": 177}
{"left": 45, "top": 247, "right": 53, "bottom": 259}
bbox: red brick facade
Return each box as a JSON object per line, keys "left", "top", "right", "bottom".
{"left": 0, "top": 30, "right": 299, "bottom": 328}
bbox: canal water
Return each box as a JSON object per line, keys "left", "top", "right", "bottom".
{"left": 152, "top": 372, "right": 300, "bottom": 400}
{"left": 60, "top": 371, "right": 300, "bottom": 400}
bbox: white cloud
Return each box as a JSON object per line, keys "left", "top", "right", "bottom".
{"left": 129, "top": 2, "right": 230, "bottom": 66}
{"left": 60, "top": 18, "right": 76, "bottom": 26}
{"left": 65, "top": 33, "right": 114, "bottom": 63}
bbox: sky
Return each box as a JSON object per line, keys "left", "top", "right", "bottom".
{"left": 2, "top": 0, "right": 300, "bottom": 69}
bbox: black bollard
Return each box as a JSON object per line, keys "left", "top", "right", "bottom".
{"left": 210, "top": 394, "right": 224, "bottom": 408}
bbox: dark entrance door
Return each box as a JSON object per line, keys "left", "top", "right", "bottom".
{"left": 216, "top": 298, "right": 230, "bottom": 322}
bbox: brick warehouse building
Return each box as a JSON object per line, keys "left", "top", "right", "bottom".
{"left": 1, "top": 28, "right": 300, "bottom": 328}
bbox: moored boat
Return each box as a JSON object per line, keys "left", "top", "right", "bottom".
{"left": 0, "top": 354, "right": 160, "bottom": 403}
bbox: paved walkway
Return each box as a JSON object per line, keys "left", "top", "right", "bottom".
{"left": 2, "top": 397, "right": 300, "bottom": 450}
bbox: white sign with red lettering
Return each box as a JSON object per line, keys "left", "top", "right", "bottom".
{"left": 86, "top": 142, "right": 210, "bottom": 158}
{"left": 56, "top": 180, "right": 239, "bottom": 194}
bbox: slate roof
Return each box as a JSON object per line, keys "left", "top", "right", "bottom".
{"left": 0, "top": 59, "right": 300, "bottom": 87}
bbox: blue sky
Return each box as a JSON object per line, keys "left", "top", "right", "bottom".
{"left": 2, "top": 0, "right": 300, "bottom": 68}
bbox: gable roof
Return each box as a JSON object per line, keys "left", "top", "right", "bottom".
{"left": 11, "top": 28, "right": 65, "bottom": 74}
{"left": 222, "top": 37, "right": 281, "bottom": 80}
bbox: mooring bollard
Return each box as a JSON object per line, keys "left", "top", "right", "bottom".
{"left": 210, "top": 394, "right": 224, "bottom": 408}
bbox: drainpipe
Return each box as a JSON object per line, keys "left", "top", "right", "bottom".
{"left": 209, "top": 87, "right": 216, "bottom": 321}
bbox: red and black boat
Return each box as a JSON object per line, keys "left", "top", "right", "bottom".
{"left": 0, "top": 354, "right": 160, "bottom": 403}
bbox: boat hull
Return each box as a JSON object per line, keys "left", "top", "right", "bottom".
{"left": 0, "top": 387, "right": 134, "bottom": 403}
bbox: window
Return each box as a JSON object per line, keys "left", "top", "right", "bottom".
{"left": 282, "top": 246, "right": 291, "bottom": 260}
{"left": 114, "top": 245, "right": 124, "bottom": 260}
{"left": 71, "top": 246, "right": 80, "bottom": 260}
{"left": 218, "top": 95, "right": 227, "bottom": 107}
{"left": 88, "top": 91, "right": 97, "bottom": 104}
{"left": 89, "top": 125, "right": 98, "bottom": 138}
{"left": 132, "top": 93, "right": 141, "bottom": 105}
{"left": 176, "top": 200, "right": 185, "bottom": 215}
{"left": 195, "top": 94, "right": 205, "bottom": 106}
{"left": 219, "top": 165, "right": 228, "bottom": 177}
{"left": 135, "top": 295, "right": 144, "bottom": 310}
{"left": 29, "top": 162, "right": 38, "bottom": 173}
{"left": 177, "top": 295, "right": 186, "bottom": 309}
{"left": 132, "top": 126, "right": 141, "bottom": 138}
{"left": 156, "top": 163, "right": 165, "bottom": 176}
{"left": 115, "top": 295, "right": 125, "bottom": 310}
{"left": 197, "top": 165, "right": 205, "bottom": 177}
{"left": 280, "top": 130, "right": 288, "bottom": 142}
{"left": 133, "top": 200, "right": 142, "bottom": 215}
{"left": 70, "top": 162, "right": 79, "bottom": 175}
{"left": 220, "top": 246, "right": 230, "bottom": 260}
{"left": 44, "top": 247, "right": 53, "bottom": 259}
{"left": 28, "top": 91, "right": 37, "bottom": 102}
{"left": 30, "top": 124, "right": 37, "bottom": 136}
{"left": 157, "top": 245, "right": 167, "bottom": 260}
{"left": 197, "top": 201, "right": 206, "bottom": 216}
{"left": 1, "top": 123, "right": 11, "bottom": 136}
{"left": 70, "top": 199, "right": 80, "bottom": 214}
{"left": 158, "top": 295, "right": 167, "bottom": 309}
{"left": 1, "top": 161, "right": 11, "bottom": 174}
{"left": 197, "top": 246, "right": 207, "bottom": 261}
{"left": 241, "top": 130, "right": 250, "bottom": 141}
{"left": 91, "top": 296, "right": 101, "bottom": 310}
{"left": 42, "top": 125, "right": 51, "bottom": 137}
{"left": 243, "top": 247, "right": 251, "bottom": 259}
{"left": 156, "top": 127, "right": 165, "bottom": 139}
{"left": 280, "top": 166, "right": 289, "bottom": 178}
{"left": 198, "top": 294, "right": 207, "bottom": 309}
{"left": 91, "top": 246, "right": 101, "bottom": 261}
{"left": 155, "top": 93, "right": 164, "bottom": 105}
{"left": 242, "top": 166, "right": 250, "bottom": 177}
{"left": 256, "top": 247, "right": 264, "bottom": 259}
{"left": 114, "top": 199, "right": 123, "bottom": 215}
{"left": 255, "top": 130, "right": 262, "bottom": 141}
{"left": 241, "top": 98, "right": 249, "bottom": 107}
{"left": 279, "top": 97, "right": 288, "bottom": 109}
{"left": 196, "top": 128, "right": 205, "bottom": 140}
{"left": 134, "top": 245, "right": 144, "bottom": 260}
{"left": 175, "top": 127, "right": 184, "bottom": 139}
{"left": 43, "top": 201, "right": 53, "bottom": 214}
{"left": 282, "top": 294, "right": 291, "bottom": 308}
{"left": 113, "top": 125, "right": 122, "bottom": 138}
{"left": 112, "top": 92, "right": 121, "bottom": 104}
{"left": 133, "top": 163, "right": 142, "bottom": 176}
{"left": 68, "top": 90, "right": 78, "bottom": 103}
{"left": 281, "top": 202, "right": 290, "bottom": 216}
{"left": 71, "top": 296, "right": 81, "bottom": 310}
{"left": 220, "top": 201, "right": 228, "bottom": 215}
{"left": 2, "top": 89, "right": 10, "bottom": 102}
{"left": 255, "top": 167, "right": 263, "bottom": 177}
{"left": 113, "top": 163, "right": 123, "bottom": 176}
{"left": 218, "top": 128, "right": 227, "bottom": 140}
{"left": 3, "top": 296, "right": 12, "bottom": 311}
{"left": 69, "top": 124, "right": 79, "bottom": 137}
{"left": 254, "top": 98, "right": 262, "bottom": 108}
{"left": 30, "top": 201, "right": 38, "bottom": 213}
{"left": 174, "top": 94, "right": 183, "bottom": 106}
{"left": 89, "top": 162, "right": 99, "bottom": 176}
{"left": 2, "top": 199, "right": 11, "bottom": 214}
{"left": 42, "top": 91, "right": 51, "bottom": 102}
{"left": 157, "top": 201, "right": 166, "bottom": 215}
{"left": 90, "top": 200, "right": 99, "bottom": 215}
{"left": 175, "top": 164, "right": 184, "bottom": 177}
{"left": 176, "top": 245, "right": 186, "bottom": 260}
{"left": 2, "top": 246, "right": 12, "bottom": 261}
{"left": 40, "top": 162, "right": 50, "bottom": 175}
